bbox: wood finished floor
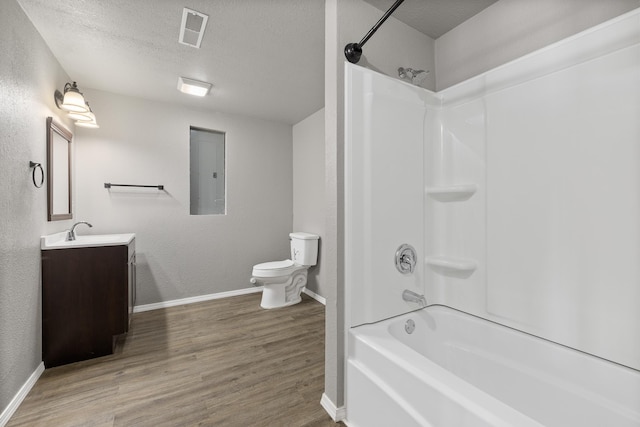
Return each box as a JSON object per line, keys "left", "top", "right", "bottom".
{"left": 8, "top": 293, "right": 343, "bottom": 427}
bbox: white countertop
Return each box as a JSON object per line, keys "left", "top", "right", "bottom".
{"left": 41, "top": 232, "right": 135, "bottom": 250}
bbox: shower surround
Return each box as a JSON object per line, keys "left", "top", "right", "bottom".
{"left": 345, "top": 9, "right": 640, "bottom": 426}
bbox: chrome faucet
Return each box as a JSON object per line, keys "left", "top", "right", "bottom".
{"left": 395, "top": 244, "right": 417, "bottom": 274}
{"left": 67, "top": 221, "right": 93, "bottom": 241}
{"left": 402, "top": 290, "right": 427, "bottom": 307}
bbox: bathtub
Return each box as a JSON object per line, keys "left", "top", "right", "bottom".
{"left": 346, "top": 305, "right": 640, "bottom": 427}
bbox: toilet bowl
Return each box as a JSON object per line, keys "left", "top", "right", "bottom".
{"left": 250, "top": 232, "right": 319, "bottom": 309}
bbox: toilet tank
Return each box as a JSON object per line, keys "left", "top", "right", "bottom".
{"left": 289, "top": 232, "right": 319, "bottom": 266}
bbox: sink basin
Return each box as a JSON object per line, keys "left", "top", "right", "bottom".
{"left": 41, "top": 231, "right": 135, "bottom": 250}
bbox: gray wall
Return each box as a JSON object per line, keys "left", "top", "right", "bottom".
{"left": 74, "top": 89, "right": 293, "bottom": 306}
{"left": 293, "top": 109, "right": 326, "bottom": 297}
{"left": 0, "top": 0, "right": 75, "bottom": 416}
{"left": 435, "top": 0, "right": 640, "bottom": 90}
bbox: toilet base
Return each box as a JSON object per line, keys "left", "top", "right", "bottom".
{"left": 257, "top": 269, "right": 308, "bottom": 309}
{"left": 262, "top": 295, "right": 302, "bottom": 310}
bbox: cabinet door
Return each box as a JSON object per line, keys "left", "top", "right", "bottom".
{"left": 42, "top": 245, "right": 128, "bottom": 367}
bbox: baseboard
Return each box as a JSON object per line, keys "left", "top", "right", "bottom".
{"left": 320, "top": 393, "right": 346, "bottom": 423}
{"left": 133, "top": 286, "right": 327, "bottom": 314}
{"left": 133, "top": 287, "right": 263, "bottom": 313}
{"left": 303, "top": 288, "right": 326, "bottom": 305}
{"left": 0, "top": 362, "right": 44, "bottom": 427}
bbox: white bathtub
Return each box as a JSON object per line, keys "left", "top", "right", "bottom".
{"left": 346, "top": 306, "right": 640, "bottom": 427}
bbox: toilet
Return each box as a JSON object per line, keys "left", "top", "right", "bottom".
{"left": 250, "top": 232, "right": 319, "bottom": 309}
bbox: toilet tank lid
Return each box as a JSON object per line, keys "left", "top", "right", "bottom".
{"left": 289, "top": 232, "right": 319, "bottom": 240}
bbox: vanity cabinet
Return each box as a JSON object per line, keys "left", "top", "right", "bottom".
{"left": 41, "top": 238, "right": 135, "bottom": 367}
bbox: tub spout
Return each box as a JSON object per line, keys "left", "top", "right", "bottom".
{"left": 402, "top": 289, "right": 427, "bottom": 307}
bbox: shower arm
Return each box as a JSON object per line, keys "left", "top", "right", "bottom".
{"left": 344, "top": 0, "right": 405, "bottom": 64}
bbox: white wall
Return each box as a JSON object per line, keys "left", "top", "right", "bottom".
{"left": 333, "top": 0, "right": 640, "bottom": 415}
{"left": 435, "top": 0, "right": 640, "bottom": 90}
{"left": 431, "top": 9, "right": 640, "bottom": 369}
{"left": 345, "top": 64, "right": 434, "bottom": 327}
{"left": 74, "top": 89, "right": 293, "bottom": 305}
{"left": 0, "top": 0, "right": 75, "bottom": 417}
{"left": 293, "top": 108, "right": 326, "bottom": 297}
{"left": 324, "top": 0, "right": 435, "bottom": 411}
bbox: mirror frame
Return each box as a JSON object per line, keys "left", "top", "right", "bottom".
{"left": 46, "top": 117, "right": 73, "bottom": 221}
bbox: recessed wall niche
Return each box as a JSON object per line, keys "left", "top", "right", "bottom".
{"left": 189, "top": 127, "right": 226, "bottom": 215}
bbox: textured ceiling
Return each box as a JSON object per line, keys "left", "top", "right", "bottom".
{"left": 17, "top": 0, "right": 497, "bottom": 125}
{"left": 17, "top": 0, "right": 326, "bottom": 125}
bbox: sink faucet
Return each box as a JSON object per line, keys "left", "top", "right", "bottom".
{"left": 402, "top": 289, "right": 427, "bottom": 307}
{"left": 67, "top": 221, "right": 93, "bottom": 241}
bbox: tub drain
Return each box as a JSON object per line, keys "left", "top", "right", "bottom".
{"left": 405, "top": 319, "right": 415, "bottom": 334}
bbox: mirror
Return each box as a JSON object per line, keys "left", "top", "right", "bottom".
{"left": 47, "top": 117, "right": 72, "bottom": 221}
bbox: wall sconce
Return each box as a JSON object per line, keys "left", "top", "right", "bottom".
{"left": 54, "top": 82, "right": 99, "bottom": 128}
{"left": 69, "top": 103, "right": 99, "bottom": 128}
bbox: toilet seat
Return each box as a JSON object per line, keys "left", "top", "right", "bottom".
{"left": 252, "top": 259, "right": 303, "bottom": 278}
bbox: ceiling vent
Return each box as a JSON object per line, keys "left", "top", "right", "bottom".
{"left": 179, "top": 8, "right": 208, "bottom": 48}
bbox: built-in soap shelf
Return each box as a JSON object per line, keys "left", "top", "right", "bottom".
{"left": 425, "top": 256, "right": 477, "bottom": 274}
{"left": 426, "top": 184, "right": 477, "bottom": 202}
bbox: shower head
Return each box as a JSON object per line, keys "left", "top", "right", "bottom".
{"left": 411, "top": 70, "right": 429, "bottom": 85}
{"left": 398, "top": 67, "right": 430, "bottom": 86}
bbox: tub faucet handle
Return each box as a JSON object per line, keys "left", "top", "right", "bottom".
{"left": 395, "top": 244, "right": 417, "bottom": 274}
{"left": 401, "top": 252, "right": 414, "bottom": 270}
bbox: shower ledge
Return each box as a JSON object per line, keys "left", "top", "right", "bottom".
{"left": 426, "top": 184, "right": 477, "bottom": 202}
{"left": 426, "top": 256, "right": 477, "bottom": 273}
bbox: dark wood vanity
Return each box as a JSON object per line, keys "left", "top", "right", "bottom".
{"left": 41, "top": 237, "right": 136, "bottom": 367}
